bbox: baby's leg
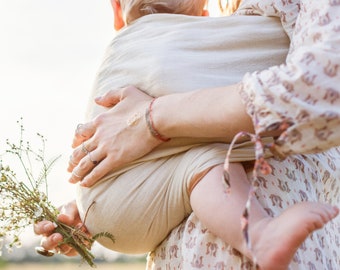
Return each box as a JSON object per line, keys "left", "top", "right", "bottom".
{"left": 190, "top": 163, "right": 339, "bottom": 270}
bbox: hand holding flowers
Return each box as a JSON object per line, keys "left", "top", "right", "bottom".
{"left": 0, "top": 122, "right": 114, "bottom": 267}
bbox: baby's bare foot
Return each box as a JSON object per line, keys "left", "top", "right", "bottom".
{"left": 249, "top": 202, "right": 339, "bottom": 270}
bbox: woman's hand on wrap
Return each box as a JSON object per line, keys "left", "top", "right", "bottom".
{"left": 67, "top": 86, "right": 163, "bottom": 187}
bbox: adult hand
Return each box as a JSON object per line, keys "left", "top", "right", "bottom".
{"left": 34, "top": 200, "right": 84, "bottom": 257}
{"left": 68, "top": 86, "right": 163, "bottom": 187}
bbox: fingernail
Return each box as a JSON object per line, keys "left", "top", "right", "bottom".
{"left": 52, "top": 234, "right": 61, "bottom": 242}
{"left": 43, "top": 223, "right": 54, "bottom": 231}
{"left": 80, "top": 181, "right": 88, "bottom": 188}
{"left": 69, "top": 178, "right": 76, "bottom": 184}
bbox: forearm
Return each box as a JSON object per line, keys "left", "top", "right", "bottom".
{"left": 152, "top": 84, "right": 255, "bottom": 142}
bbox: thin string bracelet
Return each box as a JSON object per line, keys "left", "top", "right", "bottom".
{"left": 145, "top": 98, "right": 171, "bottom": 142}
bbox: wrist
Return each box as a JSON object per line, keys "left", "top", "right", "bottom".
{"left": 145, "top": 98, "right": 171, "bottom": 142}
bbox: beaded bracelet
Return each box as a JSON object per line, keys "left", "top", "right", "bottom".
{"left": 145, "top": 98, "right": 171, "bottom": 142}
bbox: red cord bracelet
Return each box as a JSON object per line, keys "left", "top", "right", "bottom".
{"left": 145, "top": 99, "right": 171, "bottom": 142}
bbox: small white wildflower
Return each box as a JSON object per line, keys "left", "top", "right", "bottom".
{"left": 39, "top": 192, "right": 47, "bottom": 202}
{"left": 34, "top": 207, "right": 43, "bottom": 218}
{"left": 5, "top": 244, "right": 13, "bottom": 254}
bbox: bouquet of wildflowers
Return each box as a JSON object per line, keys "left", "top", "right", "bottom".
{"left": 0, "top": 122, "right": 114, "bottom": 267}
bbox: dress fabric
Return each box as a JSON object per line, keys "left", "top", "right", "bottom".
{"left": 148, "top": 148, "right": 340, "bottom": 270}
{"left": 147, "top": 0, "right": 340, "bottom": 269}
{"left": 78, "top": 13, "right": 289, "bottom": 254}
{"left": 240, "top": 0, "right": 340, "bottom": 156}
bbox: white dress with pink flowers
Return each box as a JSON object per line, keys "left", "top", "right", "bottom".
{"left": 147, "top": 1, "right": 340, "bottom": 269}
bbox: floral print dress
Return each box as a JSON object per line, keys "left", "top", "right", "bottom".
{"left": 240, "top": 0, "right": 340, "bottom": 156}
{"left": 147, "top": 0, "right": 340, "bottom": 269}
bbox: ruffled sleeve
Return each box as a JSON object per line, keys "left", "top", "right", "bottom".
{"left": 240, "top": 0, "right": 340, "bottom": 157}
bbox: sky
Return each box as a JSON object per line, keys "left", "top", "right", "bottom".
{"left": 0, "top": 0, "right": 117, "bottom": 259}
{"left": 0, "top": 0, "right": 221, "bottom": 260}
{"left": 0, "top": 0, "right": 114, "bottom": 205}
{"left": 0, "top": 0, "right": 221, "bottom": 203}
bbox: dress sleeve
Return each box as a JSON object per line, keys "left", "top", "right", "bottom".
{"left": 240, "top": 0, "right": 340, "bottom": 157}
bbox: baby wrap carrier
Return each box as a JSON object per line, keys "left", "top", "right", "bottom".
{"left": 77, "top": 13, "right": 289, "bottom": 253}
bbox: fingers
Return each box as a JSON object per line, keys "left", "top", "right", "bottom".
{"left": 34, "top": 200, "right": 83, "bottom": 258}
{"left": 72, "top": 122, "right": 96, "bottom": 148}
{"left": 34, "top": 220, "right": 57, "bottom": 236}
{"left": 75, "top": 88, "right": 129, "bottom": 148}
{"left": 34, "top": 221, "right": 68, "bottom": 255}
{"left": 34, "top": 200, "right": 79, "bottom": 236}
{"left": 69, "top": 86, "right": 153, "bottom": 186}
{"left": 68, "top": 141, "right": 99, "bottom": 173}
{"left": 68, "top": 146, "right": 104, "bottom": 184}
{"left": 39, "top": 233, "right": 62, "bottom": 251}
{"left": 59, "top": 200, "right": 81, "bottom": 224}
{"left": 94, "top": 85, "right": 144, "bottom": 107}
{"left": 94, "top": 87, "right": 125, "bottom": 107}
{"left": 39, "top": 234, "right": 78, "bottom": 257}
{"left": 79, "top": 157, "right": 116, "bottom": 187}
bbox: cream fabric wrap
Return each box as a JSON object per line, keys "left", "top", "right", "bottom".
{"left": 77, "top": 14, "right": 289, "bottom": 254}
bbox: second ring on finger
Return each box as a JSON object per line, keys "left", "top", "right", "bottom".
{"left": 81, "top": 142, "right": 90, "bottom": 154}
{"left": 80, "top": 143, "right": 99, "bottom": 165}
{"left": 73, "top": 149, "right": 100, "bottom": 177}
{"left": 69, "top": 155, "right": 77, "bottom": 167}
{"left": 72, "top": 141, "right": 94, "bottom": 163}
{"left": 88, "top": 152, "right": 99, "bottom": 165}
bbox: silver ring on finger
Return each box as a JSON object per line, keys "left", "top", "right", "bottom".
{"left": 75, "top": 123, "right": 84, "bottom": 133}
{"left": 81, "top": 142, "right": 90, "bottom": 154}
{"left": 72, "top": 170, "right": 82, "bottom": 179}
{"left": 88, "top": 152, "right": 98, "bottom": 165}
{"left": 69, "top": 155, "right": 77, "bottom": 166}
{"left": 35, "top": 246, "right": 55, "bottom": 257}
